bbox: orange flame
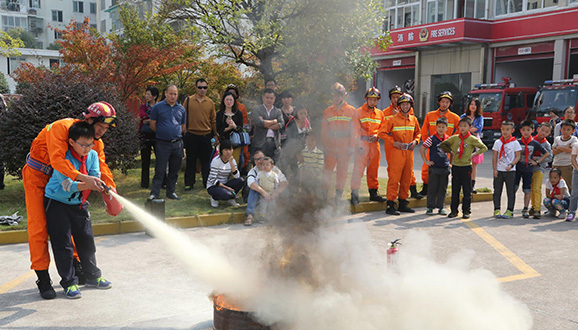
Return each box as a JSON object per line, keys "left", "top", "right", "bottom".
{"left": 212, "top": 294, "right": 243, "bottom": 312}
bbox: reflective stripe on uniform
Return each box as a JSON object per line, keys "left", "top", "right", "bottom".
{"left": 392, "top": 126, "right": 415, "bottom": 131}
{"left": 328, "top": 116, "right": 352, "bottom": 122}
{"left": 360, "top": 118, "right": 382, "bottom": 124}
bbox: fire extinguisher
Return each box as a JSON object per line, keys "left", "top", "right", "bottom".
{"left": 387, "top": 238, "right": 401, "bottom": 270}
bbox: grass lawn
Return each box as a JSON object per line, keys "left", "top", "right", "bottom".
{"left": 0, "top": 165, "right": 490, "bottom": 232}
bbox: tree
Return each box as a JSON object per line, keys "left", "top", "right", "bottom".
{"left": 7, "top": 28, "right": 37, "bottom": 49}
{"left": 160, "top": 0, "right": 390, "bottom": 86}
{"left": 0, "top": 71, "right": 9, "bottom": 94}
{"left": 0, "top": 30, "right": 24, "bottom": 56}
{"left": 0, "top": 64, "right": 139, "bottom": 176}
{"left": 54, "top": 8, "right": 191, "bottom": 104}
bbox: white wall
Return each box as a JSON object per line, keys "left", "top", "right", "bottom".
{"left": 1, "top": 48, "right": 60, "bottom": 93}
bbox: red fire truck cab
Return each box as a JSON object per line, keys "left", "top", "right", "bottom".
{"left": 533, "top": 79, "right": 578, "bottom": 123}
{"left": 465, "top": 78, "right": 537, "bottom": 146}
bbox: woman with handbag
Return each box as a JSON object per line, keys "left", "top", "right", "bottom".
{"left": 461, "top": 98, "right": 484, "bottom": 194}
{"left": 139, "top": 86, "right": 159, "bottom": 189}
{"left": 217, "top": 92, "right": 245, "bottom": 166}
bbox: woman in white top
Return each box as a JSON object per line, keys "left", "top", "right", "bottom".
{"left": 206, "top": 140, "right": 244, "bottom": 207}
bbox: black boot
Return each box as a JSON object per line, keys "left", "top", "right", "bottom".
{"left": 410, "top": 185, "right": 423, "bottom": 200}
{"left": 472, "top": 180, "right": 477, "bottom": 194}
{"left": 419, "top": 183, "right": 428, "bottom": 196}
{"left": 35, "top": 270, "right": 56, "bottom": 300}
{"left": 386, "top": 200, "right": 400, "bottom": 215}
{"left": 369, "top": 189, "right": 385, "bottom": 202}
{"left": 73, "top": 258, "right": 86, "bottom": 285}
{"left": 398, "top": 199, "right": 415, "bottom": 213}
{"left": 350, "top": 190, "right": 360, "bottom": 206}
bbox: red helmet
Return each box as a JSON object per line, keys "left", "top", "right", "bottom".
{"left": 85, "top": 102, "right": 117, "bottom": 127}
{"left": 331, "top": 82, "right": 347, "bottom": 95}
{"left": 397, "top": 93, "right": 414, "bottom": 105}
{"left": 364, "top": 87, "right": 381, "bottom": 100}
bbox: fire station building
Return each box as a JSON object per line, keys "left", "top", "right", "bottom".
{"left": 371, "top": 5, "right": 578, "bottom": 116}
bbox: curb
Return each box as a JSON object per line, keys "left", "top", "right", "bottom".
{"left": 0, "top": 193, "right": 493, "bottom": 245}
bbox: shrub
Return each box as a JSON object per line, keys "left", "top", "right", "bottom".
{"left": 0, "top": 64, "right": 139, "bottom": 176}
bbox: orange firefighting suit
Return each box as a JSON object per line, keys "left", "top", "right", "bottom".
{"left": 420, "top": 109, "right": 460, "bottom": 184}
{"left": 322, "top": 101, "right": 356, "bottom": 191}
{"left": 24, "top": 118, "right": 116, "bottom": 271}
{"left": 350, "top": 104, "right": 384, "bottom": 190}
{"left": 379, "top": 112, "right": 421, "bottom": 201}
{"left": 382, "top": 104, "right": 417, "bottom": 186}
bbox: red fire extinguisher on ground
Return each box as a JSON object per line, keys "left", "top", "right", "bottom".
{"left": 387, "top": 238, "right": 402, "bottom": 270}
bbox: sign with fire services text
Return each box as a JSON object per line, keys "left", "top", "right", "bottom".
{"left": 387, "top": 18, "right": 492, "bottom": 50}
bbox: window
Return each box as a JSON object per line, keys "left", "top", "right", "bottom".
{"left": 100, "top": 19, "right": 106, "bottom": 33}
{"left": 464, "top": 0, "right": 486, "bottom": 18}
{"left": 90, "top": 2, "right": 96, "bottom": 14}
{"left": 52, "top": 10, "right": 63, "bottom": 22}
{"left": 8, "top": 57, "right": 26, "bottom": 74}
{"left": 29, "top": 0, "right": 41, "bottom": 8}
{"left": 2, "top": 16, "right": 27, "bottom": 31}
{"left": 385, "top": 0, "right": 421, "bottom": 30}
{"left": 73, "top": 1, "right": 84, "bottom": 13}
{"left": 526, "top": 0, "right": 557, "bottom": 10}
{"left": 427, "top": 0, "right": 451, "bottom": 23}
{"left": 54, "top": 30, "right": 62, "bottom": 39}
{"left": 101, "top": 0, "right": 105, "bottom": 9}
{"left": 49, "top": 59, "right": 61, "bottom": 68}
{"left": 496, "top": 0, "right": 523, "bottom": 15}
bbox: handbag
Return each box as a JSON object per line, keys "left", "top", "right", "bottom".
{"left": 230, "top": 129, "right": 251, "bottom": 147}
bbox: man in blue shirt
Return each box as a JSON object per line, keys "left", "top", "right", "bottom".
{"left": 149, "top": 84, "right": 187, "bottom": 200}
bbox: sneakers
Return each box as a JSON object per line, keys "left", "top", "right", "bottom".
{"left": 148, "top": 194, "right": 159, "bottom": 200}
{"left": 558, "top": 211, "right": 567, "bottom": 219}
{"left": 210, "top": 198, "right": 219, "bottom": 207}
{"left": 244, "top": 214, "right": 253, "bottom": 226}
{"left": 85, "top": 277, "right": 112, "bottom": 289}
{"left": 462, "top": 212, "right": 471, "bottom": 219}
{"left": 566, "top": 213, "right": 576, "bottom": 222}
{"left": 166, "top": 193, "right": 181, "bottom": 200}
{"left": 533, "top": 210, "right": 541, "bottom": 219}
{"left": 493, "top": 210, "right": 501, "bottom": 218}
{"left": 65, "top": 285, "right": 82, "bottom": 299}
{"left": 528, "top": 208, "right": 535, "bottom": 217}
{"left": 522, "top": 208, "right": 529, "bottom": 219}
{"left": 502, "top": 210, "right": 513, "bottom": 219}
{"left": 448, "top": 212, "right": 459, "bottom": 218}
{"left": 426, "top": 208, "right": 434, "bottom": 216}
{"left": 227, "top": 199, "right": 239, "bottom": 207}
{"left": 438, "top": 208, "right": 448, "bottom": 215}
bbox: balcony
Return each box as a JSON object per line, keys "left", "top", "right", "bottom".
{"left": 1, "top": 0, "right": 22, "bottom": 12}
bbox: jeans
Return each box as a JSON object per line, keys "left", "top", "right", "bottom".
{"left": 493, "top": 171, "right": 516, "bottom": 212}
{"left": 44, "top": 198, "right": 101, "bottom": 289}
{"left": 451, "top": 165, "right": 472, "bottom": 213}
{"left": 140, "top": 140, "right": 155, "bottom": 188}
{"left": 246, "top": 189, "right": 260, "bottom": 216}
{"left": 184, "top": 132, "right": 212, "bottom": 188}
{"left": 207, "top": 178, "right": 245, "bottom": 200}
{"left": 427, "top": 167, "right": 449, "bottom": 210}
{"left": 151, "top": 139, "right": 183, "bottom": 197}
{"left": 568, "top": 169, "right": 578, "bottom": 213}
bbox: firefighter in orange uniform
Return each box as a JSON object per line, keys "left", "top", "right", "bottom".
{"left": 350, "top": 87, "right": 385, "bottom": 205}
{"left": 379, "top": 94, "right": 421, "bottom": 215}
{"left": 322, "top": 82, "right": 356, "bottom": 203}
{"left": 24, "top": 102, "right": 121, "bottom": 299}
{"left": 382, "top": 86, "right": 423, "bottom": 200}
{"left": 419, "top": 91, "right": 460, "bottom": 196}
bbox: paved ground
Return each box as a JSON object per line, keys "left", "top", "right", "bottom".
{"left": 2, "top": 148, "right": 577, "bottom": 329}
{"left": 2, "top": 195, "right": 578, "bottom": 329}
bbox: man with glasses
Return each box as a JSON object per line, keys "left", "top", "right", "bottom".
{"left": 24, "top": 102, "right": 120, "bottom": 300}
{"left": 183, "top": 78, "right": 217, "bottom": 190}
{"left": 149, "top": 85, "right": 187, "bottom": 200}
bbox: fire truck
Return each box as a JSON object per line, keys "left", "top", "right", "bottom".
{"left": 465, "top": 78, "right": 537, "bottom": 146}
{"left": 533, "top": 79, "right": 578, "bottom": 120}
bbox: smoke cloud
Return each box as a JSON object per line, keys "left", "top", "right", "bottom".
{"left": 111, "top": 191, "right": 532, "bottom": 330}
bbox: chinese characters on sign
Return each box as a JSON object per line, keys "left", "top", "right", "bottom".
{"left": 396, "top": 26, "right": 456, "bottom": 44}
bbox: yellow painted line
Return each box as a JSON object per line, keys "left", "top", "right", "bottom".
{"left": 0, "top": 237, "right": 106, "bottom": 294}
{"left": 461, "top": 219, "right": 541, "bottom": 283}
{"left": 0, "top": 270, "right": 35, "bottom": 294}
